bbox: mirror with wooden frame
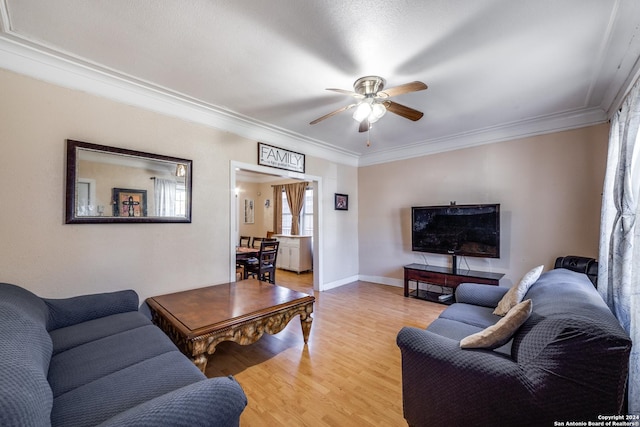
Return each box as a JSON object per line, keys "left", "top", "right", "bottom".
{"left": 65, "top": 139, "right": 192, "bottom": 224}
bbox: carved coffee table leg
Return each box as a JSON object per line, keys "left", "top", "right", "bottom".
{"left": 193, "top": 353, "right": 209, "bottom": 373}
{"left": 300, "top": 311, "right": 313, "bottom": 344}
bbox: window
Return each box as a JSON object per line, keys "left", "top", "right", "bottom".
{"left": 282, "top": 187, "right": 313, "bottom": 236}
{"left": 175, "top": 183, "right": 186, "bottom": 217}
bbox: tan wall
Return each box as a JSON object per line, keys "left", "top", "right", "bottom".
{"left": 0, "top": 66, "right": 606, "bottom": 299}
{"left": 237, "top": 181, "right": 263, "bottom": 239}
{"left": 358, "top": 124, "right": 609, "bottom": 287}
{"left": 0, "top": 69, "right": 359, "bottom": 300}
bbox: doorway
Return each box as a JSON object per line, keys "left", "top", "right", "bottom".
{"left": 229, "top": 161, "right": 322, "bottom": 291}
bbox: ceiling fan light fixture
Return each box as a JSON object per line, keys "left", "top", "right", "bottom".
{"left": 369, "top": 102, "right": 386, "bottom": 123}
{"left": 352, "top": 100, "right": 372, "bottom": 122}
{"left": 310, "top": 75, "right": 427, "bottom": 130}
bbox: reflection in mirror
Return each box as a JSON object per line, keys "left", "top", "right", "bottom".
{"left": 65, "top": 140, "right": 192, "bottom": 223}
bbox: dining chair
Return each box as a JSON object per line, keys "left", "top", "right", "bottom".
{"left": 239, "top": 236, "right": 251, "bottom": 247}
{"left": 244, "top": 240, "right": 280, "bottom": 284}
{"left": 251, "top": 237, "right": 264, "bottom": 249}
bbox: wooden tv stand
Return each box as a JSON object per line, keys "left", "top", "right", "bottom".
{"left": 404, "top": 263, "right": 504, "bottom": 304}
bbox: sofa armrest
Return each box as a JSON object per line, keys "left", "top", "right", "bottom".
{"left": 44, "top": 290, "right": 139, "bottom": 330}
{"left": 455, "top": 282, "right": 508, "bottom": 307}
{"left": 396, "top": 326, "right": 537, "bottom": 426}
{"left": 98, "top": 376, "right": 247, "bottom": 427}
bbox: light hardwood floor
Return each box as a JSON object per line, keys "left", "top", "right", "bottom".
{"left": 206, "top": 270, "right": 445, "bottom": 426}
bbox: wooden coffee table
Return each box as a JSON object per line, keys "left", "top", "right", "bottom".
{"left": 146, "top": 279, "right": 315, "bottom": 373}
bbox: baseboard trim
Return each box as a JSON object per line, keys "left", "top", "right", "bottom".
{"left": 321, "top": 275, "right": 359, "bottom": 291}
{"left": 321, "top": 275, "right": 404, "bottom": 291}
{"left": 358, "top": 275, "right": 404, "bottom": 288}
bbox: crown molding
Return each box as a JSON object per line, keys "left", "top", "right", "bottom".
{"left": 357, "top": 107, "right": 608, "bottom": 166}
{"left": 0, "top": 25, "right": 620, "bottom": 170}
{"left": 0, "top": 33, "right": 360, "bottom": 167}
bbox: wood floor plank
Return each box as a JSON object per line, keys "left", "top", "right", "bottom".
{"left": 205, "top": 270, "right": 445, "bottom": 426}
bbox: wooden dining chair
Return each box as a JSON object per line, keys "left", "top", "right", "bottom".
{"left": 244, "top": 240, "right": 280, "bottom": 284}
{"left": 251, "top": 237, "right": 264, "bottom": 249}
{"left": 239, "top": 236, "right": 251, "bottom": 247}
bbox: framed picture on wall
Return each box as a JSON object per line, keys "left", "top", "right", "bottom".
{"left": 334, "top": 193, "right": 348, "bottom": 211}
{"left": 244, "top": 198, "right": 255, "bottom": 223}
{"left": 113, "top": 188, "right": 147, "bottom": 217}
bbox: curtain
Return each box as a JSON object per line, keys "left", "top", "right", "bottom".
{"left": 154, "top": 178, "right": 177, "bottom": 216}
{"left": 598, "top": 76, "right": 640, "bottom": 413}
{"left": 272, "top": 184, "right": 283, "bottom": 234}
{"left": 284, "top": 181, "right": 308, "bottom": 235}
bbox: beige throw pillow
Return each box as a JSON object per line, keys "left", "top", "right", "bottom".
{"left": 460, "top": 299, "right": 533, "bottom": 349}
{"left": 493, "top": 265, "right": 543, "bottom": 316}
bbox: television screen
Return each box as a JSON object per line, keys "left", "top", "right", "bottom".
{"left": 411, "top": 204, "right": 500, "bottom": 258}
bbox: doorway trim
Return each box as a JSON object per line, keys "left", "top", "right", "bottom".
{"left": 230, "top": 160, "right": 323, "bottom": 291}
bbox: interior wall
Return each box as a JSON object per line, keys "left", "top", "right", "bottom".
{"left": 358, "top": 124, "right": 609, "bottom": 287}
{"left": 0, "top": 68, "right": 359, "bottom": 300}
{"left": 2, "top": 66, "right": 604, "bottom": 299}
{"left": 236, "top": 181, "right": 264, "bottom": 239}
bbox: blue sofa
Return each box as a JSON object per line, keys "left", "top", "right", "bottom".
{"left": 0, "top": 282, "right": 247, "bottom": 427}
{"left": 397, "top": 268, "right": 632, "bottom": 426}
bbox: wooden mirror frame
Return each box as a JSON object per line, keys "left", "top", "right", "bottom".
{"left": 65, "top": 139, "right": 193, "bottom": 224}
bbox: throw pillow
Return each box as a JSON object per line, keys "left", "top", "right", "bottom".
{"left": 460, "top": 299, "right": 533, "bottom": 349}
{"left": 493, "top": 265, "right": 543, "bottom": 316}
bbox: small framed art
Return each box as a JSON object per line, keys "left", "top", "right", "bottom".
{"left": 113, "top": 188, "right": 147, "bottom": 217}
{"left": 244, "top": 198, "right": 255, "bottom": 223}
{"left": 334, "top": 193, "right": 348, "bottom": 211}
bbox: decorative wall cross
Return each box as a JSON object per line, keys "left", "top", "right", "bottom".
{"left": 122, "top": 195, "right": 139, "bottom": 217}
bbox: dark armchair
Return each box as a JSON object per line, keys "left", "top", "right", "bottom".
{"left": 554, "top": 255, "right": 598, "bottom": 286}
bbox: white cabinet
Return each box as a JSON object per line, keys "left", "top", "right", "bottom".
{"left": 275, "top": 235, "right": 312, "bottom": 273}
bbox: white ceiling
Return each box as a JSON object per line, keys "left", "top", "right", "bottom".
{"left": 1, "top": 0, "right": 640, "bottom": 166}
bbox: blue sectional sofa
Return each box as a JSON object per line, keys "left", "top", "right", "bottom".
{"left": 397, "top": 268, "right": 632, "bottom": 426}
{"left": 0, "top": 282, "right": 247, "bottom": 427}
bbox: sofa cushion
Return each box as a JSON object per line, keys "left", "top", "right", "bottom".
{"left": 521, "top": 268, "right": 610, "bottom": 317}
{"left": 427, "top": 317, "right": 483, "bottom": 339}
{"left": 439, "top": 302, "right": 500, "bottom": 329}
{"left": 51, "top": 351, "right": 206, "bottom": 427}
{"left": 461, "top": 299, "right": 532, "bottom": 349}
{"left": 455, "top": 283, "right": 508, "bottom": 307}
{"left": 426, "top": 318, "right": 513, "bottom": 356}
{"left": 48, "top": 323, "right": 179, "bottom": 397}
{"left": 50, "top": 311, "right": 151, "bottom": 355}
{"left": 493, "top": 265, "right": 543, "bottom": 315}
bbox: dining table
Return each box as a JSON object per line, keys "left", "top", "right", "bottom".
{"left": 236, "top": 246, "right": 259, "bottom": 259}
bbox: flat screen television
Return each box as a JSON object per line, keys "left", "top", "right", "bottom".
{"left": 411, "top": 204, "right": 500, "bottom": 258}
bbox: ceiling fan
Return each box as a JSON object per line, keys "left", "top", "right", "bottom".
{"left": 309, "top": 76, "right": 428, "bottom": 133}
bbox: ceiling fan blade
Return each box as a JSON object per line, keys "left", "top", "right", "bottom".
{"left": 326, "top": 88, "right": 364, "bottom": 98}
{"left": 379, "top": 81, "right": 428, "bottom": 98}
{"left": 309, "top": 104, "right": 356, "bottom": 125}
{"left": 385, "top": 101, "right": 424, "bottom": 121}
{"left": 359, "top": 120, "right": 370, "bottom": 133}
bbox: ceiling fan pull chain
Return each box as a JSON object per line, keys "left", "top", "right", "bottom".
{"left": 367, "top": 125, "right": 371, "bottom": 147}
